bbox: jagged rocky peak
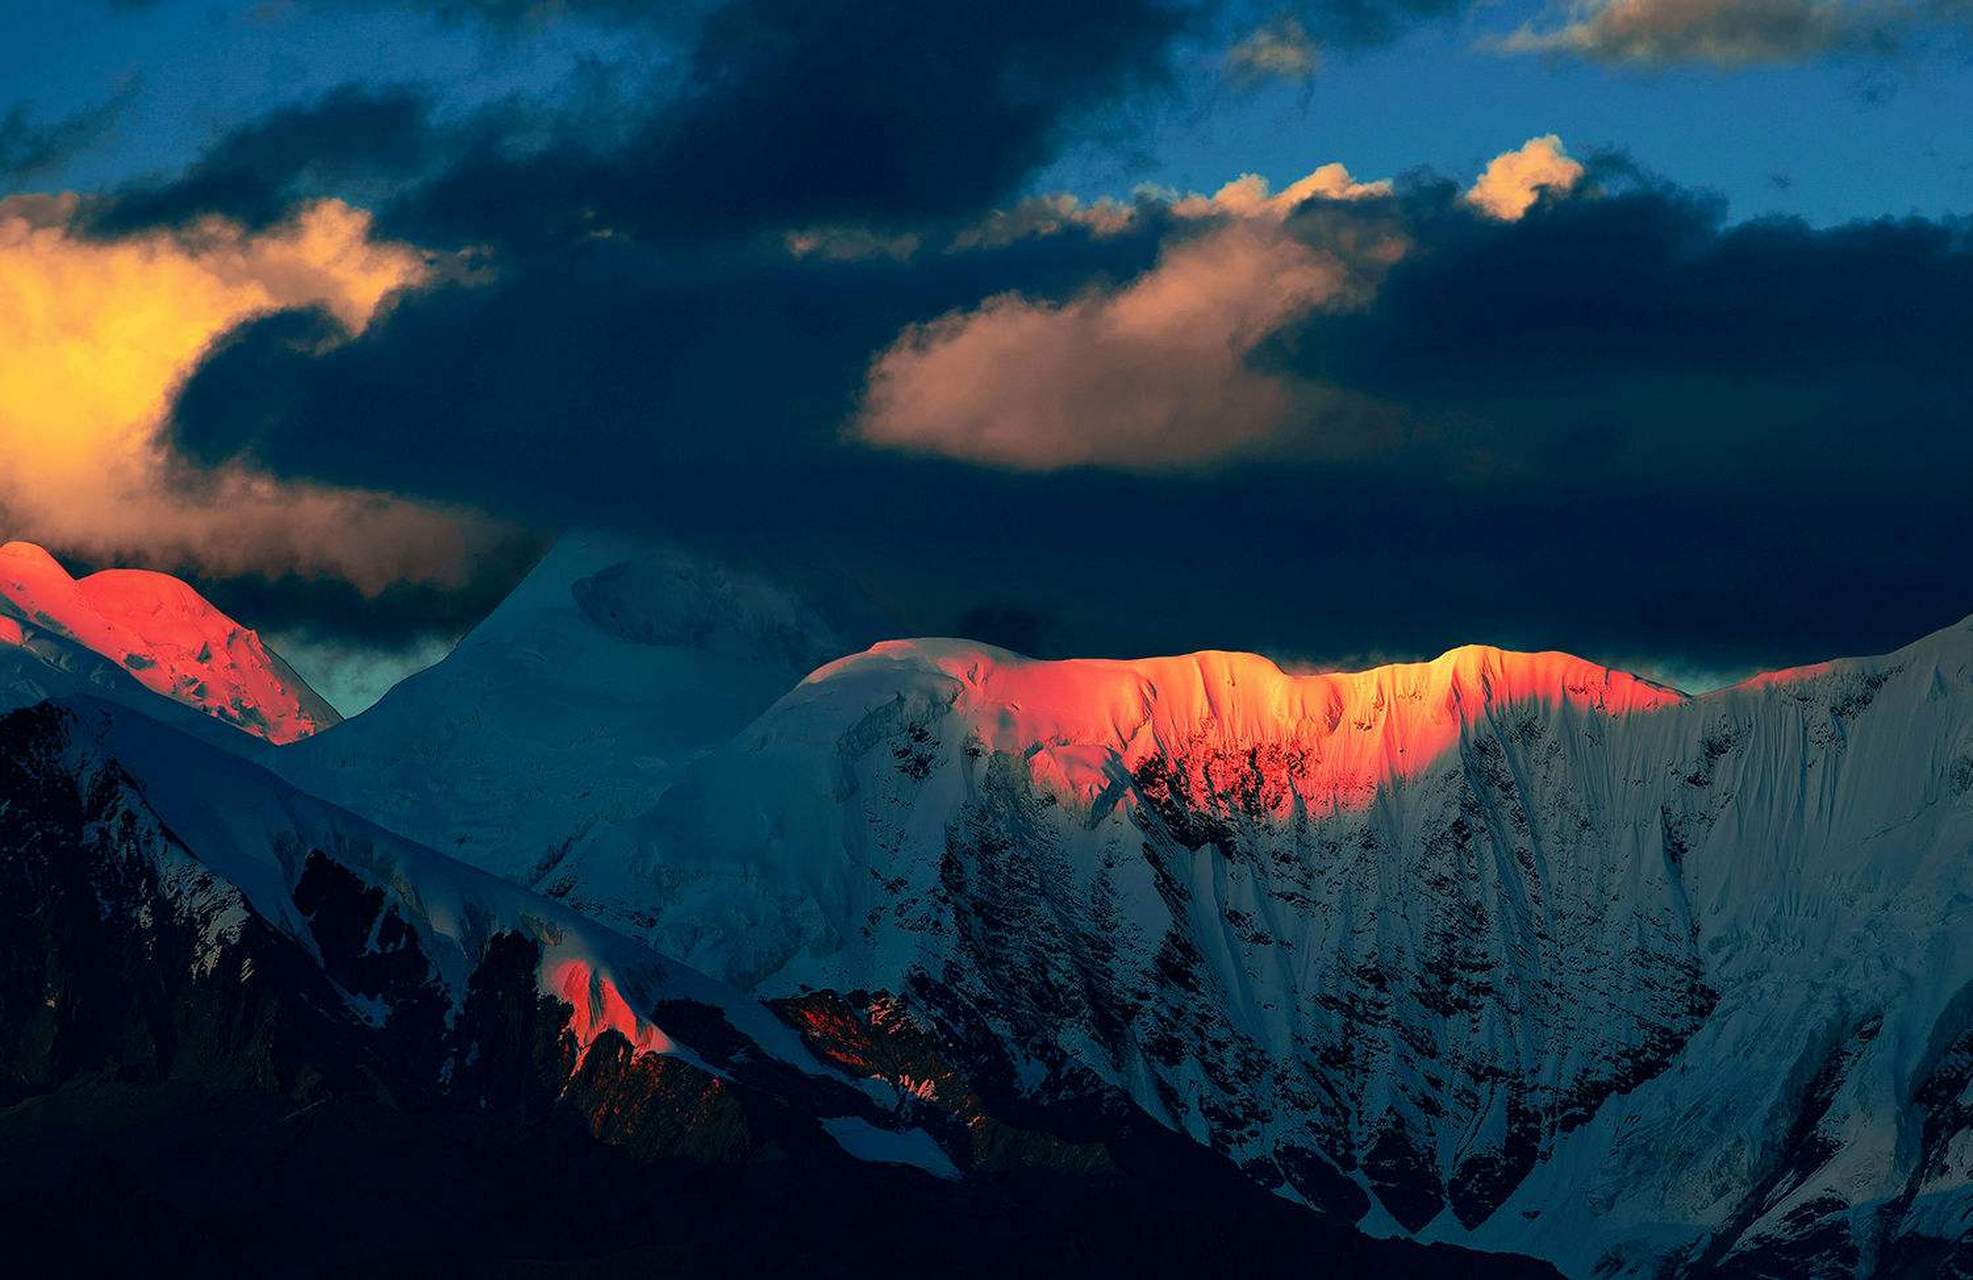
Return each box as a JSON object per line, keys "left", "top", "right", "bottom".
{"left": 0, "top": 539, "right": 337, "bottom": 744}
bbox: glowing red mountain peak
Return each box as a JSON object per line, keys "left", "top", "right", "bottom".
{"left": 0, "top": 540, "right": 339, "bottom": 744}
{"left": 807, "top": 638, "right": 1687, "bottom": 813}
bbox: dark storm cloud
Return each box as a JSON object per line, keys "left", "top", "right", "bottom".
{"left": 170, "top": 221, "right": 1173, "bottom": 518}
{"left": 86, "top": 0, "right": 1481, "bottom": 250}
{"left": 166, "top": 159, "right": 1973, "bottom": 675}
{"left": 84, "top": 86, "right": 435, "bottom": 234}
{"left": 1275, "top": 164, "right": 1973, "bottom": 482}
{"left": 387, "top": 0, "right": 1202, "bottom": 249}
{"left": 72, "top": 0, "right": 1232, "bottom": 656}
{"left": 85, "top": 0, "right": 1205, "bottom": 249}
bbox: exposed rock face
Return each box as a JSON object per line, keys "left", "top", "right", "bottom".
{"left": 531, "top": 622, "right": 1973, "bottom": 1276}
{"left": 0, "top": 701, "right": 824, "bottom": 1148}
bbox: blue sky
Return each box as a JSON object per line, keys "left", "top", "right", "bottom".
{"left": 9, "top": 0, "right": 1973, "bottom": 225}
{"left": 1068, "top": 31, "right": 1973, "bottom": 225}
{"left": 5, "top": 1, "right": 659, "bottom": 192}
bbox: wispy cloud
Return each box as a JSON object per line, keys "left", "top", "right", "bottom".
{"left": 1171, "top": 162, "right": 1394, "bottom": 218}
{"left": 0, "top": 81, "right": 138, "bottom": 182}
{"left": 1491, "top": 0, "right": 1971, "bottom": 67}
{"left": 1226, "top": 15, "right": 1322, "bottom": 81}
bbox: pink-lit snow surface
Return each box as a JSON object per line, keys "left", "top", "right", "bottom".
{"left": 0, "top": 540, "right": 337, "bottom": 743}
{"left": 797, "top": 638, "right": 1690, "bottom": 814}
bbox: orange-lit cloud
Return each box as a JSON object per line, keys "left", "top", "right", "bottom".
{"left": 1464, "top": 135, "right": 1585, "bottom": 220}
{"left": 854, "top": 162, "right": 1400, "bottom": 470}
{"left": 0, "top": 194, "right": 487, "bottom": 591}
{"left": 1169, "top": 163, "right": 1393, "bottom": 220}
{"left": 948, "top": 193, "right": 1140, "bottom": 251}
{"left": 802, "top": 160, "right": 1390, "bottom": 261}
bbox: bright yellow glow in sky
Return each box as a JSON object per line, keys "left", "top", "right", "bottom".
{"left": 0, "top": 195, "right": 479, "bottom": 590}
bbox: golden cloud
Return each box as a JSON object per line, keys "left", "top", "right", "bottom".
{"left": 1170, "top": 162, "right": 1393, "bottom": 220}
{"left": 0, "top": 195, "right": 489, "bottom": 591}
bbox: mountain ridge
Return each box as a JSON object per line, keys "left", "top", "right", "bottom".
{"left": 521, "top": 596, "right": 1973, "bottom": 1276}
{"left": 9, "top": 531, "right": 1973, "bottom": 1276}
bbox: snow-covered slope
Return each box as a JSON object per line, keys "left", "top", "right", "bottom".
{"left": 0, "top": 695, "right": 970, "bottom": 1167}
{"left": 219, "top": 531, "right": 1973, "bottom": 1276}
{"left": 29, "top": 531, "right": 1969, "bottom": 1273}
{"left": 0, "top": 540, "right": 337, "bottom": 743}
{"left": 519, "top": 619, "right": 1973, "bottom": 1277}
{"left": 278, "top": 532, "right": 840, "bottom": 887}
{"left": 1, "top": 692, "right": 1549, "bottom": 1276}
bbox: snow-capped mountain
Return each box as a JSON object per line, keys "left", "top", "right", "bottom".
{"left": 0, "top": 692, "right": 1540, "bottom": 1276}
{"left": 0, "top": 540, "right": 337, "bottom": 743}
{"left": 19, "top": 529, "right": 1973, "bottom": 1275}
{"left": 471, "top": 614, "right": 1973, "bottom": 1277}
{"left": 276, "top": 532, "right": 841, "bottom": 884}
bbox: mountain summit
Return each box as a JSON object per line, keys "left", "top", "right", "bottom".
{"left": 0, "top": 540, "right": 337, "bottom": 743}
